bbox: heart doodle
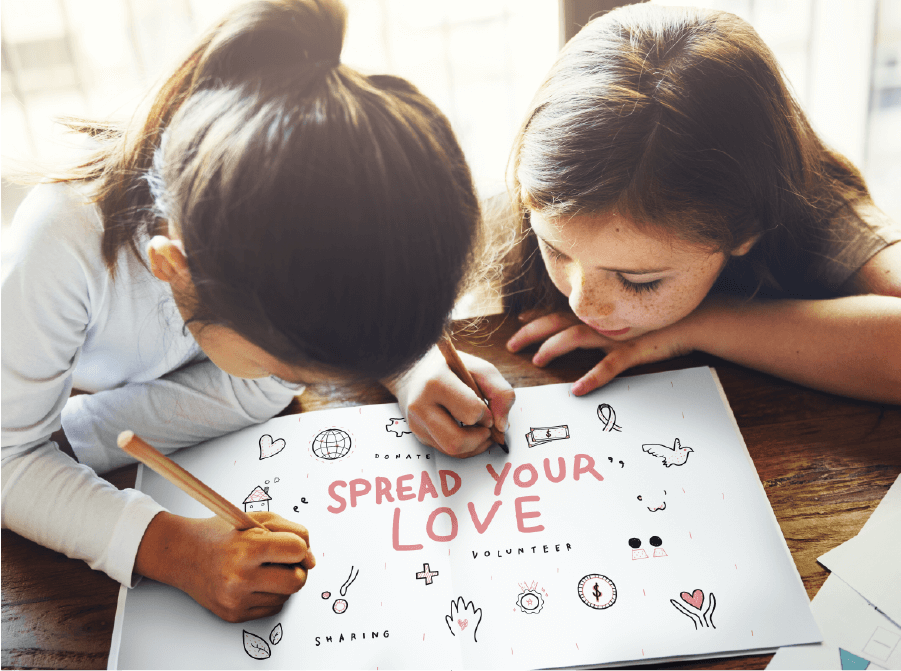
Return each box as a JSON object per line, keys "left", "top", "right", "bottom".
{"left": 458, "top": 618, "right": 468, "bottom": 631}
{"left": 680, "top": 589, "right": 704, "bottom": 609}
{"left": 259, "top": 434, "right": 286, "bottom": 460}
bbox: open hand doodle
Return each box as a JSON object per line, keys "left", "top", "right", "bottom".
{"left": 446, "top": 597, "right": 483, "bottom": 642}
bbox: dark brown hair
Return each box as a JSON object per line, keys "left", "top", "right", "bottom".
{"left": 505, "top": 3, "right": 870, "bottom": 310}
{"left": 48, "top": 0, "right": 481, "bottom": 380}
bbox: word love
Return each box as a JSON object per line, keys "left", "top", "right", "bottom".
{"left": 327, "top": 454, "right": 604, "bottom": 551}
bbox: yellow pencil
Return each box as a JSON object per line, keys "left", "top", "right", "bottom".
{"left": 117, "top": 430, "right": 265, "bottom": 530}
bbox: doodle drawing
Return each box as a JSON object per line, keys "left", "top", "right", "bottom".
{"left": 862, "top": 626, "right": 900, "bottom": 661}
{"left": 310, "top": 428, "right": 353, "bottom": 460}
{"left": 446, "top": 597, "right": 483, "bottom": 642}
{"left": 415, "top": 563, "right": 439, "bottom": 585}
{"left": 269, "top": 623, "right": 283, "bottom": 645}
{"left": 609, "top": 457, "right": 625, "bottom": 468}
{"left": 629, "top": 536, "right": 667, "bottom": 559}
{"left": 628, "top": 538, "right": 648, "bottom": 560}
{"left": 242, "top": 623, "right": 283, "bottom": 660}
{"left": 596, "top": 404, "right": 622, "bottom": 432}
{"left": 670, "top": 589, "right": 717, "bottom": 629}
{"left": 641, "top": 438, "right": 694, "bottom": 467}
{"left": 637, "top": 492, "right": 667, "bottom": 512}
{"left": 386, "top": 417, "right": 412, "bottom": 437}
{"left": 577, "top": 574, "right": 617, "bottom": 609}
{"left": 243, "top": 486, "right": 271, "bottom": 512}
{"left": 515, "top": 581, "right": 545, "bottom": 614}
{"left": 325, "top": 566, "right": 360, "bottom": 614}
{"left": 525, "top": 425, "right": 570, "bottom": 449}
{"left": 258, "top": 434, "right": 286, "bottom": 460}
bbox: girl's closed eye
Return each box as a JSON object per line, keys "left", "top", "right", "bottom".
{"left": 617, "top": 275, "right": 662, "bottom": 294}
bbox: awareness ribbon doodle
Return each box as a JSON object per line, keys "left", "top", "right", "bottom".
{"left": 596, "top": 404, "right": 622, "bottom": 432}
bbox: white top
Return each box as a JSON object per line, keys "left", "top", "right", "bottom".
{"left": 1, "top": 182, "right": 302, "bottom": 586}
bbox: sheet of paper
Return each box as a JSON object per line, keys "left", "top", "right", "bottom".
{"left": 767, "top": 574, "right": 901, "bottom": 670}
{"left": 817, "top": 475, "right": 901, "bottom": 626}
{"left": 110, "top": 367, "right": 819, "bottom": 669}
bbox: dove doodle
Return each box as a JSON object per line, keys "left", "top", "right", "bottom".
{"left": 641, "top": 438, "right": 694, "bottom": 467}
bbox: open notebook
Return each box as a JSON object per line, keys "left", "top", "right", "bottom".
{"left": 109, "top": 366, "right": 820, "bottom": 669}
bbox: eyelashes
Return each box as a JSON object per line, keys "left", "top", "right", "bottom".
{"left": 617, "top": 275, "right": 662, "bottom": 294}
{"left": 540, "top": 239, "right": 663, "bottom": 294}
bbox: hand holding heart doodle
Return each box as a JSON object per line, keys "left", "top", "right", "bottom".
{"left": 259, "top": 434, "right": 286, "bottom": 460}
{"left": 670, "top": 588, "right": 716, "bottom": 629}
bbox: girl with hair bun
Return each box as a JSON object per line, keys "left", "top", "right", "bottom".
{"left": 2, "top": 0, "right": 514, "bottom": 622}
{"left": 505, "top": 4, "right": 901, "bottom": 403}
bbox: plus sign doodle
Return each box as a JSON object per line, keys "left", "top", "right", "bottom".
{"left": 415, "top": 563, "right": 440, "bottom": 585}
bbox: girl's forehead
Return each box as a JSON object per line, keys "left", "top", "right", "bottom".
{"left": 530, "top": 210, "right": 719, "bottom": 269}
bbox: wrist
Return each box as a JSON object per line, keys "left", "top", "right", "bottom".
{"left": 683, "top": 294, "right": 735, "bottom": 353}
{"left": 133, "top": 511, "right": 192, "bottom": 589}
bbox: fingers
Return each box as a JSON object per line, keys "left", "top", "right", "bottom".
{"left": 532, "top": 324, "right": 609, "bottom": 367}
{"left": 254, "top": 512, "right": 310, "bottom": 544}
{"left": 407, "top": 408, "right": 493, "bottom": 458}
{"left": 256, "top": 563, "right": 309, "bottom": 595}
{"left": 461, "top": 351, "right": 516, "bottom": 433}
{"left": 569, "top": 331, "right": 689, "bottom": 396}
{"left": 507, "top": 312, "right": 582, "bottom": 352}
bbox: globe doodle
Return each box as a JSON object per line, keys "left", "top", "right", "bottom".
{"left": 311, "top": 428, "right": 353, "bottom": 460}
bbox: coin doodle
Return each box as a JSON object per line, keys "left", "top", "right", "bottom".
{"left": 577, "top": 574, "right": 617, "bottom": 609}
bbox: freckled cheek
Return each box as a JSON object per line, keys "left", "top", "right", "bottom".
{"left": 623, "top": 286, "right": 706, "bottom": 329}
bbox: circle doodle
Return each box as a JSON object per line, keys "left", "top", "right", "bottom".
{"left": 311, "top": 428, "right": 353, "bottom": 460}
{"left": 577, "top": 574, "right": 617, "bottom": 610}
{"left": 516, "top": 589, "right": 545, "bottom": 614}
{"left": 332, "top": 598, "right": 348, "bottom": 614}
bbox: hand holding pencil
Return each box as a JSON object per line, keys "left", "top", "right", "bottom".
{"left": 121, "top": 431, "right": 315, "bottom": 623}
{"left": 383, "top": 335, "right": 515, "bottom": 458}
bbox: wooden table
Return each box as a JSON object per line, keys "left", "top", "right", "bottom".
{"left": 3, "top": 314, "right": 900, "bottom": 669}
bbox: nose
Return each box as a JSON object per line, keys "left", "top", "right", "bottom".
{"left": 567, "top": 265, "right": 614, "bottom": 321}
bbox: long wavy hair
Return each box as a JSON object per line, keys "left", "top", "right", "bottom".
{"left": 40, "top": 0, "right": 482, "bottom": 381}
{"left": 504, "top": 3, "right": 871, "bottom": 310}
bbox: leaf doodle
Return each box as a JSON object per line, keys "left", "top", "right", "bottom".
{"left": 269, "top": 622, "right": 283, "bottom": 645}
{"left": 243, "top": 631, "right": 271, "bottom": 659}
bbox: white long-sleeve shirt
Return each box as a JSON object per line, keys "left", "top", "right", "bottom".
{"left": 1, "top": 182, "right": 302, "bottom": 586}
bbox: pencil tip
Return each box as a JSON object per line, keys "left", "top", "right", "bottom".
{"left": 117, "top": 430, "right": 135, "bottom": 448}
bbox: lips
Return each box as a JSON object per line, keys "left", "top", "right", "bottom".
{"left": 593, "top": 326, "right": 631, "bottom": 337}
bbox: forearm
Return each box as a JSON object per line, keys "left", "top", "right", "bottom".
{"left": 692, "top": 294, "right": 901, "bottom": 403}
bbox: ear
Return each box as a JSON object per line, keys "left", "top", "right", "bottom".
{"left": 147, "top": 235, "right": 190, "bottom": 284}
{"left": 730, "top": 234, "right": 760, "bottom": 257}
